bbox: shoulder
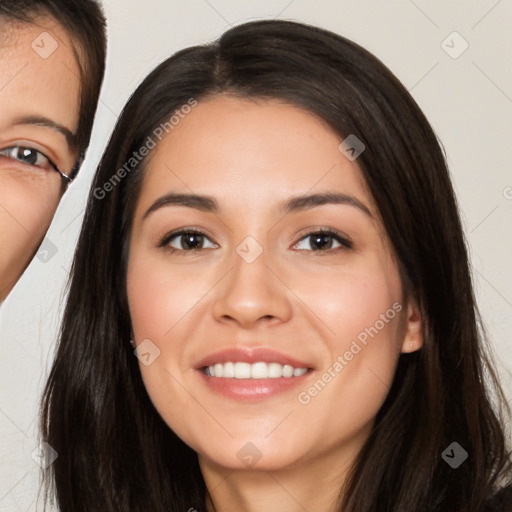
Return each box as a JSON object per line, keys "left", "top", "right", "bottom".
{"left": 483, "top": 484, "right": 512, "bottom": 512}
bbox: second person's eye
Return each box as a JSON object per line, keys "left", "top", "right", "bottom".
{"left": 0, "top": 145, "right": 55, "bottom": 171}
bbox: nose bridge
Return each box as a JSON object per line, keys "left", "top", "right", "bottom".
{"left": 212, "top": 233, "right": 292, "bottom": 326}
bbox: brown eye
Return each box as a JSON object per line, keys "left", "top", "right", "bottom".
{"left": 294, "top": 229, "right": 353, "bottom": 253}
{"left": 0, "top": 145, "right": 54, "bottom": 170}
{"left": 160, "top": 229, "right": 217, "bottom": 252}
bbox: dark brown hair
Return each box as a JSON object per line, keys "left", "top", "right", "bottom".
{"left": 41, "top": 18, "right": 512, "bottom": 512}
{"left": 0, "top": 0, "right": 107, "bottom": 173}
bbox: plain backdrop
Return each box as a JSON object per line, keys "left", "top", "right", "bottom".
{"left": 1, "top": 0, "right": 511, "bottom": 509}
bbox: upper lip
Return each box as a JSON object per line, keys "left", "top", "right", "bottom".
{"left": 195, "top": 347, "right": 314, "bottom": 370}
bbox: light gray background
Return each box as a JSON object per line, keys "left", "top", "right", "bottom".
{"left": 1, "top": 0, "right": 511, "bottom": 509}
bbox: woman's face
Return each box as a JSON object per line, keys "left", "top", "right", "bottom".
{"left": 0, "top": 19, "right": 80, "bottom": 301}
{"left": 127, "top": 95, "right": 422, "bottom": 475}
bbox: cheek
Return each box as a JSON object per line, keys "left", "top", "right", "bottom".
{"left": 0, "top": 179, "right": 60, "bottom": 289}
{"left": 292, "top": 259, "right": 404, "bottom": 427}
{"left": 290, "top": 255, "right": 402, "bottom": 352}
{"left": 126, "top": 251, "right": 206, "bottom": 437}
{"left": 1, "top": 177, "right": 60, "bottom": 231}
{"left": 127, "top": 252, "right": 209, "bottom": 342}
{"left": 126, "top": 248, "right": 214, "bottom": 391}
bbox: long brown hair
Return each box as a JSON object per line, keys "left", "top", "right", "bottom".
{"left": 41, "top": 19, "right": 511, "bottom": 511}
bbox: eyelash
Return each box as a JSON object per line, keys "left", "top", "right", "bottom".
{"left": 0, "top": 145, "right": 55, "bottom": 172}
{"left": 158, "top": 227, "right": 353, "bottom": 256}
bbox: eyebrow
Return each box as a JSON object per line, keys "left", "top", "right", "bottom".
{"left": 11, "top": 115, "right": 77, "bottom": 149}
{"left": 142, "top": 191, "right": 373, "bottom": 221}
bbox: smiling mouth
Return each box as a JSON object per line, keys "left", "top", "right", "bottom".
{"left": 202, "top": 361, "right": 312, "bottom": 379}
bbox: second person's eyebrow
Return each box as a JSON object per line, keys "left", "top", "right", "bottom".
{"left": 11, "top": 115, "right": 78, "bottom": 149}
{"left": 142, "top": 191, "right": 372, "bottom": 221}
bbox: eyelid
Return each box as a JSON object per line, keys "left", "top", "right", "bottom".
{"left": 292, "top": 226, "right": 353, "bottom": 252}
{"left": 0, "top": 140, "right": 59, "bottom": 169}
{"left": 158, "top": 227, "right": 216, "bottom": 248}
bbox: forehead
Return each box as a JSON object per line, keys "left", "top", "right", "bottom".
{"left": 0, "top": 17, "right": 81, "bottom": 135}
{"left": 141, "top": 95, "right": 376, "bottom": 215}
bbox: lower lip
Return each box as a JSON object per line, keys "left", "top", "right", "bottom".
{"left": 197, "top": 369, "right": 312, "bottom": 401}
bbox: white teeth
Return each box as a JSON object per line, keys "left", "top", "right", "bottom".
{"left": 214, "top": 363, "right": 223, "bottom": 377}
{"left": 223, "top": 361, "right": 235, "bottom": 378}
{"left": 205, "top": 361, "right": 309, "bottom": 378}
{"left": 268, "top": 362, "right": 282, "bottom": 378}
{"left": 251, "top": 362, "right": 268, "bottom": 379}
{"left": 282, "top": 365, "right": 294, "bottom": 378}
{"left": 234, "top": 362, "right": 251, "bottom": 378}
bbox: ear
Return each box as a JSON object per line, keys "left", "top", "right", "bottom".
{"left": 400, "top": 297, "right": 423, "bottom": 353}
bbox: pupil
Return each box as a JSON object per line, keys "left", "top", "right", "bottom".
{"left": 19, "top": 148, "right": 37, "bottom": 165}
{"left": 184, "top": 234, "right": 201, "bottom": 249}
{"left": 313, "top": 234, "right": 331, "bottom": 250}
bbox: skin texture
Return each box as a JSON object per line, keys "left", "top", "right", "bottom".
{"left": 126, "top": 95, "right": 423, "bottom": 512}
{"left": 0, "top": 19, "right": 80, "bottom": 302}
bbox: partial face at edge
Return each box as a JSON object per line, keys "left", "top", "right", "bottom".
{"left": 0, "top": 18, "right": 81, "bottom": 301}
{"left": 126, "top": 95, "right": 423, "bottom": 473}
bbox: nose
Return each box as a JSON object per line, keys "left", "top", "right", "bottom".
{"left": 212, "top": 243, "right": 293, "bottom": 328}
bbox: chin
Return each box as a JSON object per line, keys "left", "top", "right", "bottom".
{"left": 198, "top": 447, "right": 303, "bottom": 472}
